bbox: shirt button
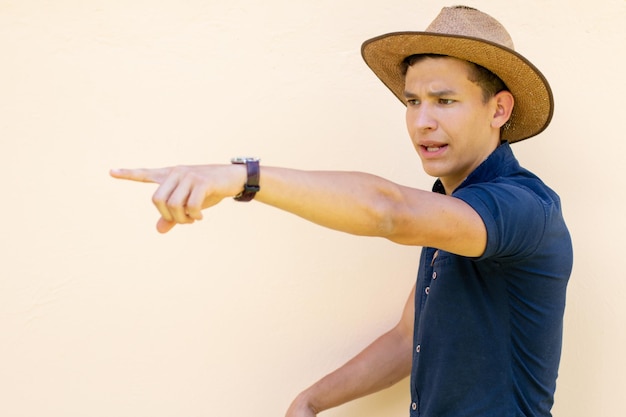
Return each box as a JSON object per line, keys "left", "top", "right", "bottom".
{"left": 425, "top": 286, "right": 430, "bottom": 295}
{"left": 412, "top": 402, "right": 417, "bottom": 410}
{"left": 416, "top": 344, "right": 421, "bottom": 353}
{"left": 432, "top": 271, "right": 437, "bottom": 279}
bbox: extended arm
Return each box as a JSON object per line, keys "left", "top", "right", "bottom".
{"left": 110, "top": 164, "right": 486, "bottom": 256}
{"left": 285, "top": 284, "right": 416, "bottom": 417}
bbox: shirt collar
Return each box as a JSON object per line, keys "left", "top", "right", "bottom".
{"left": 431, "top": 141, "right": 519, "bottom": 195}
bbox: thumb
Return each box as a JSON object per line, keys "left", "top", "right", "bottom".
{"left": 156, "top": 217, "right": 177, "bottom": 234}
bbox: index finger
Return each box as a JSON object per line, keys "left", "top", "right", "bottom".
{"left": 109, "top": 168, "right": 169, "bottom": 184}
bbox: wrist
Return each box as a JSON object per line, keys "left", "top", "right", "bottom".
{"left": 299, "top": 387, "right": 324, "bottom": 414}
{"left": 230, "top": 157, "right": 260, "bottom": 201}
{"left": 289, "top": 390, "right": 320, "bottom": 416}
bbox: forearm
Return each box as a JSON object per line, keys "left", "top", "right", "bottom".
{"left": 289, "top": 324, "right": 413, "bottom": 415}
{"left": 256, "top": 166, "right": 404, "bottom": 239}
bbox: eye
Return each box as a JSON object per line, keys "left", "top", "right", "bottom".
{"left": 406, "top": 99, "right": 420, "bottom": 106}
{"left": 439, "top": 98, "right": 455, "bottom": 105}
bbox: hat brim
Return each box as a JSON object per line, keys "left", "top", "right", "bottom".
{"left": 361, "top": 32, "right": 553, "bottom": 143}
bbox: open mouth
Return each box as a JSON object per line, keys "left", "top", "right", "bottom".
{"left": 423, "top": 144, "right": 448, "bottom": 153}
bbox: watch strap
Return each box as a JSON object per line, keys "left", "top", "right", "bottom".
{"left": 231, "top": 158, "right": 260, "bottom": 201}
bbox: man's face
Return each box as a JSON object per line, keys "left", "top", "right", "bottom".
{"left": 404, "top": 56, "right": 503, "bottom": 193}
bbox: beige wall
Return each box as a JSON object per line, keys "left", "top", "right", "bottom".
{"left": 1, "top": 0, "right": 624, "bottom": 416}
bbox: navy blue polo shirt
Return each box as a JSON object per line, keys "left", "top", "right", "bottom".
{"left": 409, "top": 142, "right": 572, "bottom": 417}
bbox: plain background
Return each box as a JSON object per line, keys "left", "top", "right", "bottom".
{"left": 1, "top": 0, "right": 624, "bottom": 416}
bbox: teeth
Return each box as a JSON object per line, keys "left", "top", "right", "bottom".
{"left": 426, "top": 146, "right": 441, "bottom": 152}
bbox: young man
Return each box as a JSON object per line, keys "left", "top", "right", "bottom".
{"left": 111, "top": 6, "right": 572, "bottom": 417}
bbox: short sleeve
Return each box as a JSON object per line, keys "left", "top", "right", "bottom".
{"left": 454, "top": 183, "right": 546, "bottom": 261}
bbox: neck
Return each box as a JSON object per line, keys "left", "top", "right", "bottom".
{"left": 440, "top": 139, "right": 502, "bottom": 194}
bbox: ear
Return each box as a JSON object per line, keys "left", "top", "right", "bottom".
{"left": 490, "top": 90, "right": 514, "bottom": 129}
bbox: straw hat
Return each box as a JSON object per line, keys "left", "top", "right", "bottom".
{"left": 361, "top": 6, "right": 553, "bottom": 142}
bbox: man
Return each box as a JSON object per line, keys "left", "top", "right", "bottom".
{"left": 111, "top": 6, "right": 572, "bottom": 417}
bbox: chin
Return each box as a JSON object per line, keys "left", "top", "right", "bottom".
{"left": 420, "top": 163, "right": 447, "bottom": 179}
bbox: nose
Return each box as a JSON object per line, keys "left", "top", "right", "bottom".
{"left": 407, "top": 104, "right": 437, "bottom": 132}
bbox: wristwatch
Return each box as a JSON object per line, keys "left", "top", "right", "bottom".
{"left": 230, "top": 157, "right": 260, "bottom": 202}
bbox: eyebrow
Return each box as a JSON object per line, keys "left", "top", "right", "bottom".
{"left": 403, "top": 89, "right": 457, "bottom": 99}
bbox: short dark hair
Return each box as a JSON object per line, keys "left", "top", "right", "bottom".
{"left": 401, "top": 54, "right": 508, "bottom": 103}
